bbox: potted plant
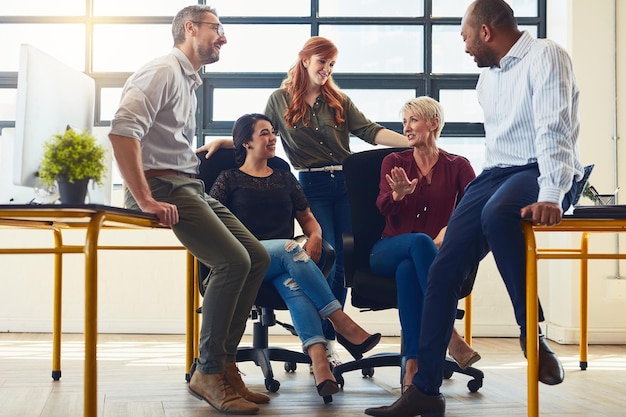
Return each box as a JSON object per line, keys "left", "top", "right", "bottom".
{"left": 38, "top": 126, "right": 107, "bottom": 204}
{"left": 582, "top": 182, "right": 599, "bottom": 204}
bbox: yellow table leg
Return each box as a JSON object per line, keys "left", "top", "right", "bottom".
{"left": 84, "top": 212, "right": 105, "bottom": 417}
{"left": 464, "top": 292, "right": 473, "bottom": 345}
{"left": 186, "top": 252, "right": 196, "bottom": 381}
{"left": 194, "top": 259, "right": 200, "bottom": 360}
{"left": 523, "top": 222, "right": 539, "bottom": 417}
{"left": 52, "top": 228, "right": 63, "bottom": 381}
{"left": 580, "top": 232, "right": 589, "bottom": 370}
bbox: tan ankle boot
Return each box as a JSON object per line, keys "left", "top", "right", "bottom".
{"left": 224, "top": 361, "right": 270, "bottom": 404}
{"left": 189, "top": 370, "right": 259, "bottom": 414}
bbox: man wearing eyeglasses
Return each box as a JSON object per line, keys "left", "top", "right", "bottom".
{"left": 109, "top": 5, "right": 270, "bottom": 415}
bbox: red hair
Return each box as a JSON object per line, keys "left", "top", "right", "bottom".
{"left": 281, "top": 36, "right": 345, "bottom": 128}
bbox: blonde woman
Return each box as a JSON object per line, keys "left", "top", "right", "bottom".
{"left": 371, "top": 97, "right": 480, "bottom": 391}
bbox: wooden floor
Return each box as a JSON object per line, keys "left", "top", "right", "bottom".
{"left": 1, "top": 333, "right": 625, "bottom": 417}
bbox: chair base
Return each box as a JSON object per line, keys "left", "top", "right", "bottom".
{"left": 236, "top": 345, "right": 311, "bottom": 393}
{"left": 332, "top": 352, "right": 484, "bottom": 393}
{"left": 188, "top": 315, "right": 317, "bottom": 396}
{"left": 443, "top": 356, "right": 484, "bottom": 392}
{"left": 333, "top": 351, "right": 401, "bottom": 387}
{"left": 235, "top": 318, "right": 311, "bottom": 393}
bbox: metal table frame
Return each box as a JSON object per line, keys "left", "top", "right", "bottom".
{"left": 0, "top": 204, "right": 198, "bottom": 417}
{"left": 523, "top": 216, "right": 626, "bottom": 417}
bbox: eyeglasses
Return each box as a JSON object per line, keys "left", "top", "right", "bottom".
{"left": 192, "top": 21, "right": 225, "bottom": 37}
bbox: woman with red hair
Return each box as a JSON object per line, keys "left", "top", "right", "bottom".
{"left": 264, "top": 36, "right": 407, "bottom": 364}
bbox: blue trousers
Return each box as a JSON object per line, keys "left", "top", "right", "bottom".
{"left": 299, "top": 170, "right": 351, "bottom": 340}
{"left": 262, "top": 239, "right": 342, "bottom": 352}
{"left": 413, "top": 163, "right": 575, "bottom": 395}
{"left": 370, "top": 233, "right": 438, "bottom": 359}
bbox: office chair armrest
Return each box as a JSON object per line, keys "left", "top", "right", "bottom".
{"left": 342, "top": 232, "right": 355, "bottom": 287}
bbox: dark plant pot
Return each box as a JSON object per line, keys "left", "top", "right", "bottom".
{"left": 57, "top": 177, "right": 89, "bottom": 204}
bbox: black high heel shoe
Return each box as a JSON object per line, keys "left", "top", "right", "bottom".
{"left": 336, "top": 333, "right": 382, "bottom": 360}
{"left": 316, "top": 378, "right": 340, "bottom": 397}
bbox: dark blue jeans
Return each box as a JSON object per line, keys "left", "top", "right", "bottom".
{"left": 370, "top": 233, "right": 438, "bottom": 359}
{"left": 299, "top": 170, "right": 351, "bottom": 340}
{"left": 413, "top": 163, "right": 575, "bottom": 395}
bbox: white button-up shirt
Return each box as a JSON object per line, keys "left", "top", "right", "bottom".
{"left": 110, "top": 48, "right": 202, "bottom": 174}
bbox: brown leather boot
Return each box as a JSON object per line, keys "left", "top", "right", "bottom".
{"left": 224, "top": 361, "right": 270, "bottom": 404}
{"left": 189, "top": 370, "right": 259, "bottom": 414}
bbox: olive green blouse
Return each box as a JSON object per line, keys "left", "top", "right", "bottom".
{"left": 264, "top": 89, "right": 383, "bottom": 170}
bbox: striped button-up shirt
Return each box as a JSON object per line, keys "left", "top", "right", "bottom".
{"left": 477, "top": 31, "right": 583, "bottom": 204}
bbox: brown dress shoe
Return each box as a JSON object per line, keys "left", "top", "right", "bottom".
{"left": 520, "top": 335, "right": 565, "bottom": 385}
{"left": 364, "top": 385, "right": 445, "bottom": 417}
{"left": 224, "top": 361, "right": 270, "bottom": 404}
{"left": 189, "top": 370, "right": 259, "bottom": 414}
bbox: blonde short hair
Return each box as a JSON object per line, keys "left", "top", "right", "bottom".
{"left": 400, "top": 96, "right": 445, "bottom": 138}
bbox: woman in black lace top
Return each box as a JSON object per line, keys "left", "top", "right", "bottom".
{"left": 209, "top": 113, "right": 380, "bottom": 398}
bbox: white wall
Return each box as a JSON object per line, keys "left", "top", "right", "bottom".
{"left": 542, "top": 0, "right": 626, "bottom": 344}
{"left": 1, "top": 0, "right": 626, "bottom": 343}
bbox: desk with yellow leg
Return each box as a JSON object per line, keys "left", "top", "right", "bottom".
{"left": 0, "top": 205, "right": 196, "bottom": 417}
{"left": 523, "top": 217, "right": 626, "bottom": 417}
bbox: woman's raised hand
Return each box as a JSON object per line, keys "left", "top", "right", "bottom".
{"left": 386, "top": 166, "right": 417, "bottom": 201}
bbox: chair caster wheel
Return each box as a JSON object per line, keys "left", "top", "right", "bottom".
{"left": 284, "top": 361, "right": 296, "bottom": 372}
{"left": 467, "top": 378, "right": 482, "bottom": 393}
{"left": 362, "top": 367, "right": 374, "bottom": 378}
{"left": 265, "top": 378, "right": 280, "bottom": 392}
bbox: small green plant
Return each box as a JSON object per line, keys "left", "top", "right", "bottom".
{"left": 582, "top": 182, "right": 598, "bottom": 203}
{"left": 38, "top": 126, "right": 106, "bottom": 186}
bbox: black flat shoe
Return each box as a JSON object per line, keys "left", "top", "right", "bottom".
{"left": 336, "top": 333, "right": 381, "bottom": 360}
{"left": 316, "top": 379, "right": 340, "bottom": 397}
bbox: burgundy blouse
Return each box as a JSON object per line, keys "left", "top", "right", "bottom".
{"left": 376, "top": 148, "right": 476, "bottom": 239}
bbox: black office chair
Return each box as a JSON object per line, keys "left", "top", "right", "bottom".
{"left": 195, "top": 148, "right": 335, "bottom": 395}
{"left": 332, "top": 147, "right": 484, "bottom": 393}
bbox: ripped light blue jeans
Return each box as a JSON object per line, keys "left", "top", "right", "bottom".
{"left": 261, "top": 239, "right": 342, "bottom": 352}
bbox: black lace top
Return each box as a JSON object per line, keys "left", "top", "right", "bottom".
{"left": 208, "top": 168, "right": 309, "bottom": 240}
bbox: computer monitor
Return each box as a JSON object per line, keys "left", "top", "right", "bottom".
{"left": 0, "top": 128, "right": 41, "bottom": 204}
{"left": 9, "top": 44, "right": 111, "bottom": 204}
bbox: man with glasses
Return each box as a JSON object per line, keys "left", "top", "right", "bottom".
{"left": 192, "top": 20, "right": 225, "bottom": 37}
{"left": 109, "top": 5, "right": 270, "bottom": 415}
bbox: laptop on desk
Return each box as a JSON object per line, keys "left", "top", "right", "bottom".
{"left": 571, "top": 205, "right": 626, "bottom": 218}
{"left": 568, "top": 164, "right": 626, "bottom": 217}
